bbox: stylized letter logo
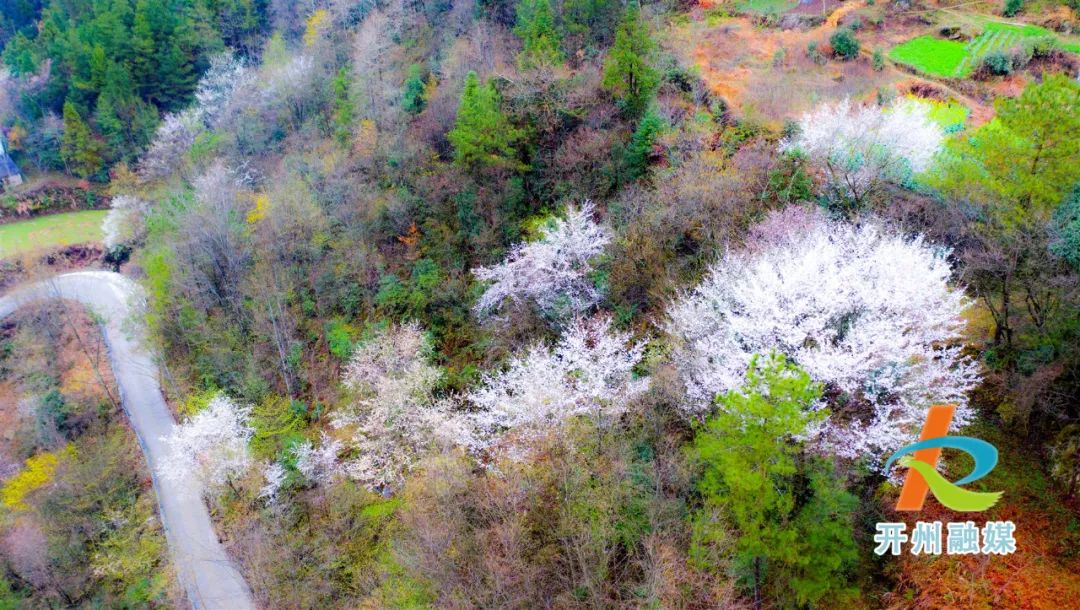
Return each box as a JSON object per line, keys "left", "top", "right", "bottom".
{"left": 887, "top": 405, "right": 1003, "bottom": 512}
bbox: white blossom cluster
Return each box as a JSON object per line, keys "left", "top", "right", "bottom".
{"left": 194, "top": 53, "right": 252, "bottom": 128}
{"left": 782, "top": 98, "right": 944, "bottom": 204}
{"left": 473, "top": 202, "right": 611, "bottom": 321}
{"left": 666, "top": 207, "right": 980, "bottom": 460}
{"left": 292, "top": 433, "right": 344, "bottom": 485}
{"left": 161, "top": 393, "right": 253, "bottom": 496}
{"left": 258, "top": 462, "right": 287, "bottom": 503}
{"left": 138, "top": 109, "right": 202, "bottom": 181}
{"left": 328, "top": 323, "right": 473, "bottom": 493}
{"left": 138, "top": 54, "right": 249, "bottom": 180}
{"left": 101, "top": 195, "right": 149, "bottom": 251}
{"left": 294, "top": 317, "right": 650, "bottom": 492}
{"left": 468, "top": 316, "right": 648, "bottom": 448}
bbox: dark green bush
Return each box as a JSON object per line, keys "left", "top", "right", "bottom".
{"left": 982, "top": 50, "right": 1013, "bottom": 75}
{"left": 830, "top": 29, "right": 860, "bottom": 60}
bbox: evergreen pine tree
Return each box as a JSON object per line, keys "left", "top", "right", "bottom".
{"left": 95, "top": 63, "right": 158, "bottom": 162}
{"left": 622, "top": 110, "right": 663, "bottom": 182}
{"left": 601, "top": 2, "right": 659, "bottom": 118}
{"left": 155, "top": 21, "right": 197, "bottom": 111}
{"left": 514, "top": 0, "right": 562, "bottom": 69}
{"left": 562, "top": 0, "right": 620, "bottom": 52}
{"left": 447, "top": 71, "right": 523, "bottom": 172}
{"left": 401, "top": 64, "right": 427, "bottom": 115}
{"left": 61, "top": 101, "right": 105, "bottom": 178}
{"left": 690, "top": 353, "right": 857, "bottom": 609}
{"left": 130, "top": 2, "right": 158, "bottom": 98}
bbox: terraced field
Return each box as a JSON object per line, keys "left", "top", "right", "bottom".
{"left": 891, "top": 20, "right": 1075, "bottom": 78}
{"left": 954, "top": 22, "right": 1048, "bottom": 75}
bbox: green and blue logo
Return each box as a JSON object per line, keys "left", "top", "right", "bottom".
{"left": 887, "top": 405, "right": 1003, "bottom": 512}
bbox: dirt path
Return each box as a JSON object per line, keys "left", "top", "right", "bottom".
{"left": 826, "top": 0, "right": 864, "bottom": 28}
{"left": 884, "top": 61, "right": 995, "bottom": 124}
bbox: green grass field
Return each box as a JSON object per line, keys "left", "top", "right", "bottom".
{"left": 888, "top": 36, "right": 969, "bottom": 77}
{"left": 0, "top": 210, "right": 107, "bottom": 259}
{"left": 891, "top": 20, "right": 1079, "bottom": 78}
{"left": 736, "top": 0, "right": 799, "bottom": 15}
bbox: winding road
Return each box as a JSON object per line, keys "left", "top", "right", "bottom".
{"left": 0, "top": 271, "right": 254, "bottom": 610}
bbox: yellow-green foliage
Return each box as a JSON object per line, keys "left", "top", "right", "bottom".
{"left": 91, "top": 495, "right": 170, "bottom": 600}
{"left": 180, "top": 387, "right": 220, "bottom": 417}
{"left": 1, "top": 447, "right": 71, "bottom": 511}
{"left": 303, "top": 9, "right": 329, "bottom": 47}
{"left": 250, "top": 394, "right": 305, "bottom": 460}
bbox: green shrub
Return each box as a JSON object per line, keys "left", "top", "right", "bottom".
{"left": 401, "top": 64, "right": 427, "bottom": 114}
{"left": 1003, "top": 0, "right": 1022, "bottom": 17}
{"left": 324, "top": 318, "right": 357, "bottom": 361}
{"left": 806, "top": 41, "right": 826, "bottom": 65}
{"left": 872, "top": 48, "right": 884, "bottom": 71}
{"left": 982, "top": 50, "right": 1013, "bottom": 75}
{"left": 830, "top": 28, "right": 860, "bottom": 60}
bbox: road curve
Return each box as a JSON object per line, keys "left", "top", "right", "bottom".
{"left": 0, "top": 271, "right": 254, "bottom": 610}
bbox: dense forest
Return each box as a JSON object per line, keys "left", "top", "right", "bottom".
{"left": 1, "top": 0, "right": 1079, "bottom": 608}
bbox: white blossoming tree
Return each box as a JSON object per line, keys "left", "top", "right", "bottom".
{"left": 259, "top": 462, "right": 287, "bottom": 503}
{"left": 162, "top": 393, "right": 254, "bottom": 496}
{"left": 137, "top": 109, "right": 202, "bottom": 181}
{"left": 335, "top": 323, "right": 472, "bottom": 492}
{"left": 137, "top": 54, "right": 249, "bottom": 181}
{"left": 193, "top": 53, "right": 250, "bottom": 128}
{"left": 782, "top": 98, "right": 944, "bottom": 209}
{"left": 468, "top": 316, "right": 648, "bottom": 447}
{"left": 665, "top": 207, "right": 980, "bottom": 460}
{"left": 292, "top": 433, "right": 344, "bottom": 485}
{"left": 101, "top": 195, "right": 149, "bottom": 252}
{"left": 473, "top": 202, "right": 611, "bottom": 321}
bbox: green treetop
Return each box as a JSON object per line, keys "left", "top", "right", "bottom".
{"left": 933, "top": 74, "right": 1080, "bottom": 232}
{"left": 601, "top": 2, "right": 659, "bottom": 118}
{"left": 61, "top": 101, "right": 105, "bottom": 179}
{"left": 690, "top": 353, "right": 857, "bottom": 609}
{"left": 447, "top": 71, "right": 523, "bottom": 172}
{"left": 514, "top": 0, "right": 563, "bottom": 69}
{"left": 401, "top": 64, "right": 427, "bottom": 115}
{"left": 333, "top": 67, "right": 356, "bottom": 146}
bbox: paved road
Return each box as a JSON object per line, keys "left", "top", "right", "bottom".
{"left": 0, "top": 271, "right": 254, "bottom": 610}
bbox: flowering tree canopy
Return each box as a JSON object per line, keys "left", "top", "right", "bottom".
{"left": 782, "top": 98, "right": 944, "bottom": 208}
{"left": 194, "top": 53, "right": 250, "bottom": 128}
{"left": 334, "top": 323, "right": 470, "bottom": 492}
{"left": 293, "top": 433, "right": 345, "bottom": 486}
{"left": 138, "top": 54, "right": 249, "bottom": 181}
{"left": 102, "top": 195, "right": 149, "bottom": 251}
{"left": 666, "top": 207, "right": 979, "bottom": 460}
{"left": 468, "top": 316, "right": 648, "bottom": 447}
{"left": 259, "top": 461, "right": 287, "bottom": 503}
{"left": 162, "top": 393, "right": 253, "bottom": 495}
{"left": 473, "top": 202, "right": 611, "bottom": 321}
